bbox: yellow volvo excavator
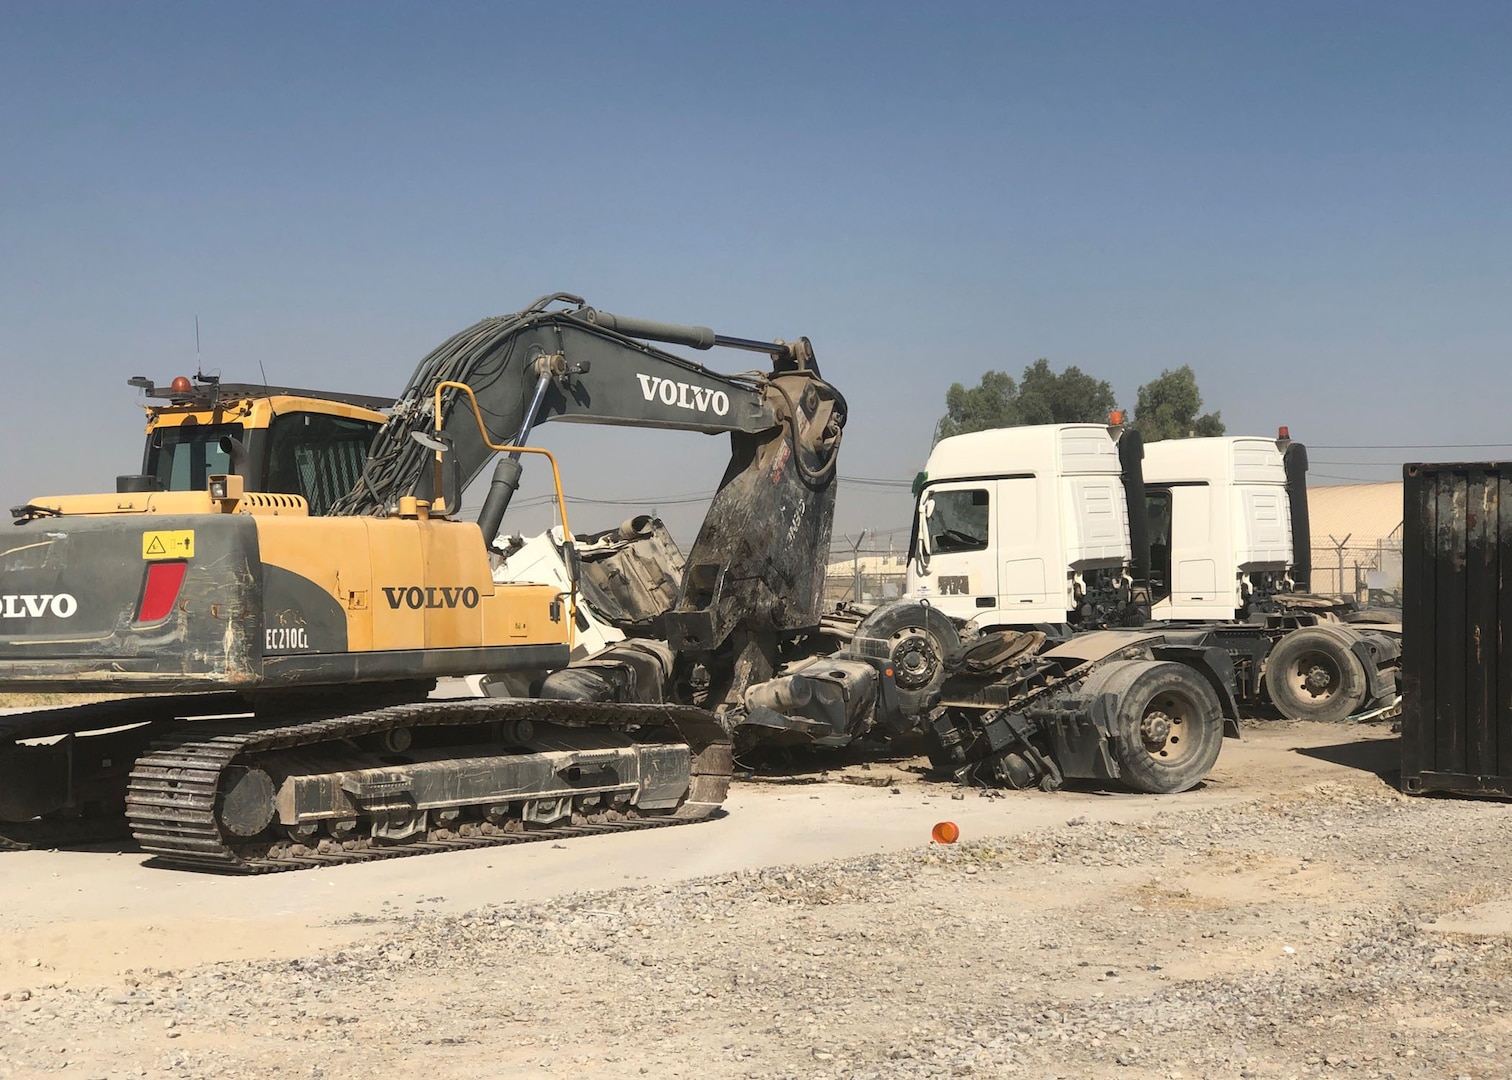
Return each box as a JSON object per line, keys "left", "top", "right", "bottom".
{"left": 0, "top": 293, "right": 845, "bottom": 871}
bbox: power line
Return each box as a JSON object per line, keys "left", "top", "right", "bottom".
{"left": 571, "top": 492, "right": 715, "bottom": 506}
{"left": 839, "top": 474, "right": 913, "bottom": 488}
{"left": 1310, "top": 443, "right": 1512, "bottom": 450}
{"left": 1310, "top": 472, "right": 1380, "bottom": 483}
{"left": 475, "top": 488, "right": 717, "bottom": 511}
{"left": 468, "top": 478, "right": 910, "bottom": 516}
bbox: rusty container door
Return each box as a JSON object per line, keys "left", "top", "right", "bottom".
{"left": 1400, "top": 462, "right": 1512, "bottom": 796}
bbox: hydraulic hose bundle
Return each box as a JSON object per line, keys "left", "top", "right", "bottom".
{"left": 330, "top": 305, "right": 550, "bottom": 517}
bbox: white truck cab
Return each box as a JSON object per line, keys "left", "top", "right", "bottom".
{"left": 1141, "top": 437, "right": 1294, "bottom": 621}
{"left": 906, "top": 424, "right": 1133, "bottom": 629}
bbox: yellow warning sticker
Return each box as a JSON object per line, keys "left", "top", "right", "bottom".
{"left": 142, "top": 530, "right": 194, "bottom": 560}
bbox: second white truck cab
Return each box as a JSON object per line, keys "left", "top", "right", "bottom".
{"left": 906, "top": 423, "right": 1133, "bottom": 629}
{"left": 1141, "top": 436, "right": 1295, "bottom": 621}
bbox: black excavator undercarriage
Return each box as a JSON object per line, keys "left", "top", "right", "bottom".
{"left": 0, "top": 690, "right": 730, "bottom": 871}
{"left": 125, "top": 698, "right": 730, "bottom": 873}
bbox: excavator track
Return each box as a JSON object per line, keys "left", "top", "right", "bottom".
{"left": 125, "top": 697, "right": 731, "bottom": 874}
{"left": 1, "top": 687, "right": 443, "bottom": 854}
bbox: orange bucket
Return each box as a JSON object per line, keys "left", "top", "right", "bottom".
{"left": 931, "top": 821, "right": 960, "bottom": 844}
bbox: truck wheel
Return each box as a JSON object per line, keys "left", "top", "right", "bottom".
{"left": 1265, "top": 628, "right": 1367, "bottom": 722}
{"left": 849, "top": 601, "right": 960, "bottom": 714}
{"left": 1102, "top": 662, "right": 1224, "bottom": 794}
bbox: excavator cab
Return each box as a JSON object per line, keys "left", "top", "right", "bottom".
{"left": 122, "top": 375, "right": 392, "bottom": 514}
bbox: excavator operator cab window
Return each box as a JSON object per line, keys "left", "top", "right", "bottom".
{"left": 1146, "top": 488, "right": 1173, "bottom": 601}
{"left": 924, "top": 488, "right": 991, "bottom": 553}
{"left": 265, "top": 412, "right": 382, "bottom": 516}
{"left": 147, "top": 423, "right": 241, "bottom": 493}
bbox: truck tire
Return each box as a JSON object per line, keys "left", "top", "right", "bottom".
{"left": 1265, "top": 627, "right": 1367, "bottom": 723}
{"left": 848, "top": 601, "right": 960, "bottom": 714}
{"left": 1093, "top": 661, "right": 1224, "bottom": 794}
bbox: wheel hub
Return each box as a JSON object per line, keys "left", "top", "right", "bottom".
{"left": 1140, "top": 710, "right": 1173, "bottom": 746}
{"left": 890, "top": 630, "right": 940, "bottom": 690}
{"left": 1302, "top": 665, "right": 1335, "bottom": 694}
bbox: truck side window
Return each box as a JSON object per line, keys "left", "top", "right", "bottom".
{"left": 265, "top": 413, "right": 381, "bottom": 516}
{"left": 1146, "top": 489, "right": 1172, "bottom": 598}
{"left": 925, "top": 488, "right": 990, "bottom": 553}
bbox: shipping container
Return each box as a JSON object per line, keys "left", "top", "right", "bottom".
{"left": 1400, "top": 462, "right": 1512, "bottom": 796}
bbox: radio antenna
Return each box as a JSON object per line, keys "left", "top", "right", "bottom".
{"left": 194, "top": 315, "right": 202, "bottom": 379}
{"left": 260, "top": 359, "right": 278, "bottom": 419}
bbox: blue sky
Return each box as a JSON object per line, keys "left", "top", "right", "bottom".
{"left": 2, "top": 1, "right": 1508, "bottom": 548}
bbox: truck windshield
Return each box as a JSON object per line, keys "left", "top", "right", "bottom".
{"left": 147, "top": 424, "right": 241, "bottom": 492}
{"left": 924, "top": 488, "right": 990, "bottom": 553}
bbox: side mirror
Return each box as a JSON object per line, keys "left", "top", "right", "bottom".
{"left": 916, "top": 495, "right": 934, "bottom": 567}
{"left": 562, "top": 539, "right": 582, "bottom": 587}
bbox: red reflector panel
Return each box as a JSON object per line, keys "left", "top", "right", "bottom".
{"left": 137, "top": 560, "right": 188, "bottom": 623}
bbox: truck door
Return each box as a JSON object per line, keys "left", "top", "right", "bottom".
{"left": 1169, "top": 483, "right": 1219, "bottom": 606}
{"left": 918, "top": 483, "right": 997, "bottom": 617}
{"left": 994, "top": 475, "right": 1047, "bottom": 609}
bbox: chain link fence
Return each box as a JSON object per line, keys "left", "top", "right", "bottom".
{"left": 1308, "top": 535, "right": 1403, "bottom": 605}
{"left": 821, "top": 549, "right": 910, "bottom": 606}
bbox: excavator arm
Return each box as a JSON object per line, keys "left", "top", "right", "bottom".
{"left": 334, "top": 293, "right": 847, "bottom": 664}
{"left": 335, "top": 293, "right": 794, "bottom": 515}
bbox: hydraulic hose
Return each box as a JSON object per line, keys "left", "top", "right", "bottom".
{"left": 331, "top": 309, "right": 548, "bottom": 516}
{"left": 769, "top": 376, "right": 847, "bottom": 488}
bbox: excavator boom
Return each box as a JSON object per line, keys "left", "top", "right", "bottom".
{"left": 337, "top": 293, "right": 811, "bottom": 517}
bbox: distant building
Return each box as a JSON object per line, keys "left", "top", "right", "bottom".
{"left": 1306, "top": 482, "right": 1403, "bottom": 601}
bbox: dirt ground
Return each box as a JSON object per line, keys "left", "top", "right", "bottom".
{"left": 2, "top": 720, "right": 1510, "bottom": 1080}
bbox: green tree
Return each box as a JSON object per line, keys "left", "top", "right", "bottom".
{"left": 1016, "top": 359, "right": 1117, "bottom": 427}
{"left": 934, "top": 361, "right": 1117, "bottom": 442}
{"left": 1132, "top": 366, "right": 1225, "bottom": 442}
{"left": 935, "top": 370, "right": 1018, "bottom": 441}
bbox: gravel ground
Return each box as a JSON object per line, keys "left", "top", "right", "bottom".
{"left": 3, "top": 767, "right": 1511, "bottom": 1079}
